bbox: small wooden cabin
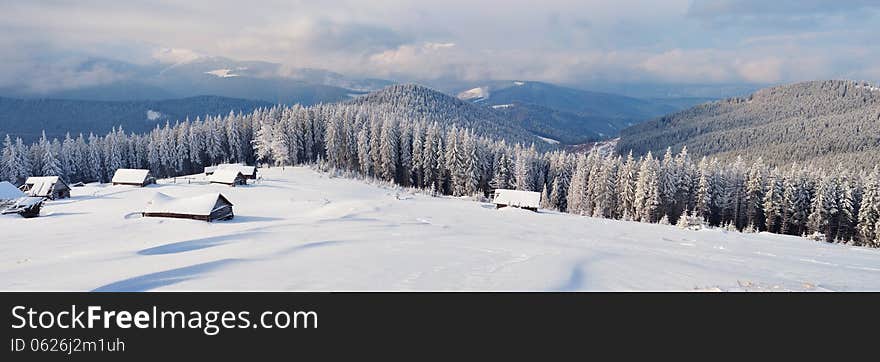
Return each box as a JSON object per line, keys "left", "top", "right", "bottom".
{"left": 205, "top": 164, "right": 258, "bottom": 179}
{"left": 234, "top": 164, "right": 258, "bottom": 180}
{"left": 208, "top": 169, "right": 247, "bottom": 186}
{"left": 20, "top": 176, "right": 70, "bottom": 200}
{"left": 492, "top": 189, "right": 541, "bottom": 212}
{"left": 142, "top": 192, "right": 234, "bottom": 222}
{"left": 112, "top": 169, "right": 156, "bottom": 187}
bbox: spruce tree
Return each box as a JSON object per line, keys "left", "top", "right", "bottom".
{"left": 357, "top": 122, "right": 372, "bottom": 176}
{"left": 694, "top": 158, "right": 713, "bottom": 223}
{"left": 41, "top": 145, "right": 62, "bottom": 177}
{"left": 634, "top": 152, "right": 661, "bottom": 223}
{"left": 540, "top": 184, "right": 551, "bottom": 210}
{"left": 763, "top": 168, "right": 785, "bottom": 234}
{"left": 60, "top": 133, "right": 76, "bottom": 182}
{"left": 616, "top": 152, "right": 637, "bottom": 219}
{"left": 658, "top": 147, "right": 678, "bottom": 220}
{"left": 745, "top": 159, "right": 767, "bottom": 231}
{"left": 857, "top": 168, "right": 880, "bottom": 245}
{"left": 807, "top": 174, "right": 840, "bottom": 242}
{"left": 253, "top": 118, "right": 274, "bottom": 167}
{"left": 566, "top": 155, "right": 589, "bottom": 216}
{"left": 513, "top": 148, "right": 533, "bottom": 191}
{"left": 549, "top": 177, "right": 563, "bottom": 211}
{"left": 379, "top": 117, "right": 399, "bottom": 182}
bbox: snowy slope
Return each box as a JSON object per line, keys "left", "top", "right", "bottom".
{"left": 2, "top": 167, "right": 879, "bottom": 291}
{"left": 457, "top": 86, "right": 490, "bottom": 102}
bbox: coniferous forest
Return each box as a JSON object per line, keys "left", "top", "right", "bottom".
{"left": 3, "top": 86, "right": 880, "bottom": 248}
{"left": 617, "top": 80, "right": 880, "bottom": 171}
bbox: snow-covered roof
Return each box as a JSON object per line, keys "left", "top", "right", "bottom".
{"left": 112, "top": 169, "right": 151, "bottom": 184}
{"left": 26, "top": 176, "right": 60, "bottom": 184}
{"left": 492, "top": 189, "right": 541, "bottom": 208}
{"left": 144, "top": 192, "right": 232, "bottom": 216}
{"left": 0, "top": 181, "right": 24, "bottom": 200}
{"left": 11, "top": 196, "right": 44, "bottom": 208}
{"left": 206, "top": 164, "right": 256, "bottom": 176}
{"left": 209, "top": 169, "right": 244, "bottom": 184}
{"left": 24, "top": 176, "right": 66, "bottom": 196}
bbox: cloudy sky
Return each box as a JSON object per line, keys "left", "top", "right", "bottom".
{"left": 2, "top": 0, "right": 879, "bottom": 92}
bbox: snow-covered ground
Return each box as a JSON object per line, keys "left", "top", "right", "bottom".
{"left": 2, "top": 167, "right": 879, "bottom": 291}
{"left": 536, "top": 136, "right": 561, "bottom": 145}
{"left": 457, "top": 86, "right": 490, "bottom": 102}
{"left": 203, "top": 68, "right": 239, "bottom": 78}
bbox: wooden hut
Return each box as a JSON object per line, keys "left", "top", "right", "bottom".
{"left": 208, "top": 169, "right": 247, "bottom": 186}
{"left": 232, "top": 164, "right": 258, "bottom": 180}
{"left": 492, "top": 189, "right": 541, "bottom": 212}
{"left": 112, "top": 169, "right": 156, "bottom": 187}
{"left": 20, "top": 176, "right": 70, "bottom": 200}
{"left": 142, "top": 192, "right": 234, "bottom": 222}
{"left": 205, "top": 164, "right": 258, "bottom": 179}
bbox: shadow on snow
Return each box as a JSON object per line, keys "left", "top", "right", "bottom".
{"left": 92, "top": 258, "right": 243, "bottom": 292}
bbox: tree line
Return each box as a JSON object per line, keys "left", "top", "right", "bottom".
{"left": 2, "top": 100, "right": 879, "bottom": 248}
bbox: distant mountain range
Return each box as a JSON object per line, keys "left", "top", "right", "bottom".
{"left": 0, "top": 56, "right": 393, "bottom": 105}
{"left": 0, "top": 96, "right": 272, "bottom": 142}
{"left": 0, "top": 52, "right": 734, "bottom": 146}
{"left": 2, "top": 52, "right": 775, "bottom": 151}
{"left": 616, "top": 80, "right": 880, "bottom": 170}
{"left": 455, "top": 81, "right": 699, "bottom": 144}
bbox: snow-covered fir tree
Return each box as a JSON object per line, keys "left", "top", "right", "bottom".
{"left": 41, "top": 144, "right": 62, "bottom": 177}
{"left": 566, "top": 154, "right": 590, "bottom": 216}
{"left": 356, "top": 122, "right": 372, "bottom": 177}
{"left": 763, "top": 168, "right": 785, "bottom": 234}
{"left": 857, "top": 168, "right": 880, "bottom": 246}
{"left": 634, "top": 152, "right": 661, "bottom": 223}
{"left": 379, "top": 117, "right": 399, "bottom": 182}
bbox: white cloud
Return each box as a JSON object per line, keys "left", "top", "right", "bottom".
{"left": 0, "top": 0, "right": 878, "bottom": 91}
{"left": 735, "top": 57, "right": 785, "bottom": 83}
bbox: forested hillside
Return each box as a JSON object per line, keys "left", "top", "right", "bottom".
{"left": 616, "top": 80, "right": 880, "bottom": 170}
{"left": 349, "top": 84, "right": 543, "bottom": 146}
{"left": 458, "top": 81, "right": 679, "bottom": 143}
{"left": 0, "top": 96, "right": 272, "bottom": 143}
{"left": 491, "top": 103, "right": 614, "bottom": 144}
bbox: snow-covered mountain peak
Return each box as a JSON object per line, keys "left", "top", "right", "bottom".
{"left": 204, "top": 69, "right": 240, "bottom": 78}
{"left": 457, "top": 86, "right": 490, "bottom": 102}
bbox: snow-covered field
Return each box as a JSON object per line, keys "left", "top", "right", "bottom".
{"left": 2, "top": 167, "right": 879, "bottom": 291}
